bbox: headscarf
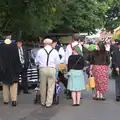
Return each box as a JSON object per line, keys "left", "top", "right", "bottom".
{"left": 72, "top": 45, "right": 83, "bottom": 56}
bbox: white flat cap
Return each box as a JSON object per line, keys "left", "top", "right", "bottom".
{"left": 43, "top": 38, "right": 53, "bottom": 44}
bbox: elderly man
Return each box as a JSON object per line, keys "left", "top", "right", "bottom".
{"left": 0, "top": 39, "right": 21, "bottom": 106}
{"left": 35, "top": 38, "right": 60, "bottom": 107}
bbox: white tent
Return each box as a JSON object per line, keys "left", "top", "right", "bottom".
{"left": 86, "top": 31, "right": 101, "bottom": 39}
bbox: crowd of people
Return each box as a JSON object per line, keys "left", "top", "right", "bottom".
{"left": 0, "top": 33, "right": 120, "bottom": 108}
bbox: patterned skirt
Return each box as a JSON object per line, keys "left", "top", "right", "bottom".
{"left": 92, "top": 65, "right": 109, "bottom": 93}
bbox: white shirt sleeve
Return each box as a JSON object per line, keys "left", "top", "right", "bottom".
{"left": 55, "top": 50, "right": 61, "bottom": 66}
{"left": 105, "top": 44, "right": 110, "bottom": 51}
{"left": 35, "top": 50, "right": 41, "bottom": 65}
{"left": 65, "top": 45, "right": 72, "bottom": 64}
{"left": 59, "top": 47, "right": 65, "bottom": 63}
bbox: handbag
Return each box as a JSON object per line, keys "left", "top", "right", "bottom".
{"left": 89, "top": 75, "right": 95, "bottom": 88}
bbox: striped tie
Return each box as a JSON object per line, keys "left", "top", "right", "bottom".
{"left": 19, "top": 47, "right": 25, "bottom": 64}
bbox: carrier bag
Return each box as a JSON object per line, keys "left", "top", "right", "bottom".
{"left": 89, "top": 75, "right": 95, "bottom": 88}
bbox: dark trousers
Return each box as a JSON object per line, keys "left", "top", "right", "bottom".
{"left": 58, "top": 71, "right": 67, "bottom": 89}
{"left": 53, "top": 71, "right": 69, "bottom": 100}
{"left": 112, "top": 64, "right": 118, "bottom": 78}
{"left": 18, "top": 68, "right": 28, "bottom": 93}
{"left": 116, "top": 75, "right": 120, "bottom": 97}
{"left": 58, "top": 71, "right": 71, "bottom": 97}
{"left": 53, "top": 84, "right": 56, "bottom": 100}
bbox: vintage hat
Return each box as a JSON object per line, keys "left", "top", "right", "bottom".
{"left": 73, "top": 45, "right": 83, "bottom": 55}
{"left": 16, "top": 39, "right": 23, "bottom": 42}
{"left": 44, "top": 36, "right": 57, "bottom": 43}
{"left": 50, "top": 37, "right": 57, "bottom": 43}
{"left": 43, "top": 38, "right": 53, "bottom": 44}
{"left": 4, "top": 39, "right": 12, "bottom": 44}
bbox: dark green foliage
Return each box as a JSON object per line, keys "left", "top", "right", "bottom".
{"left": 0, "top": 0, "right": 118, "bottom": 40}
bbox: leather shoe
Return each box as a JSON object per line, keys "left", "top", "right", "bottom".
{"left": 116, "top": 97, "right": 120, "bottom": 102}
{"left": 4, "top": 102, "right": 8, "bottom": 105}
{"left": 17, "top": 92, "right": 21, "bottom": 95}
{"left": 17, "top": 90, "right": 21, "bottom": 95}
{"left": 46, "top": 105, "right": 52, "bottom": 108}
{"left": 23, "top": 91, "right": 31, "bottom": 94}
{"left": 12, "top": 101, "right": 17, "bottom": 106}
{"left": 72, "top": 104, "right": 77, "bottom": 107}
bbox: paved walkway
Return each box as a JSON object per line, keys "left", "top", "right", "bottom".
{"left": 0, "top": 80, "right": 120, "bottom": 120}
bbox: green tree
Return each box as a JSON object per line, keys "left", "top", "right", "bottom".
{"left": 54, "top": 0, "right": 110, "bottom": 34}
{"left": 0, "top": 0, "right": 67, "bottom": 39}
{"left": 113, "top": 33, "right": 120, "bottom": 40}
{"left": 0, "top": 0, "right": 115, "bottom": 40}
{"left": 105, "top": 0, "right": 120, "bottom": 31}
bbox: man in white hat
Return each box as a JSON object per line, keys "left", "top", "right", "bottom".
{"left": 35, "top": 38, "right": 60, "bottom": 107}
{"left": 65, "top": 33, "right": 83, "bottom": 64}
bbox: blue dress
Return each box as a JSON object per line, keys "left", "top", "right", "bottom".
{"left": 67, "top": 69, "right": 85, "bottom": 91}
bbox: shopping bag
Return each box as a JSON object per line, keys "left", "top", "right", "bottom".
{"left": 89, "top": 75, "right": 95, "bottom": 88}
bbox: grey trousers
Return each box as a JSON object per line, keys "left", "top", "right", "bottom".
{"left": 115, "top": 76, "right": 120, "bottom": 97}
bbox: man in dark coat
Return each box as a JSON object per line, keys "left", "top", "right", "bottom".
{"left": 16, "top": 40, "right": 30, "bottom": 94}
{"left": 112, "top": 39, "right": 120, "bottom": 101}
{"left": 110, "top": 39, "right": 119, "bottom": 78}
{"left": 0, "top": 39, "right": 21, "bottom": 106}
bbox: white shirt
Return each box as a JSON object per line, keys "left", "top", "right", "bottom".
{"left": 58, "top": 47, "right": 65, "bottom": 63}
{"left": 65, "top": 41, "right": 82, "bottom": 64}
{"left": 35, "top": 45, "right": 60, "bottom": 68}
{"left": 105, "top": 44, "right": 110, "bottom": 51}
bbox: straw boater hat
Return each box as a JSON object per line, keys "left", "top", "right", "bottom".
{"left": 4, "top": 39, "right": 11, "bottom": 44}
{"left": 43, "top": 38, "right": 53, "bottom": 44}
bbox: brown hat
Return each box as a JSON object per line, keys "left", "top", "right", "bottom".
{"left": 16, "top": 40, "right": 23, "bottom": 43}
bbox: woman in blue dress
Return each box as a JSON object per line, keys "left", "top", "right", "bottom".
{"left": 67, "top": 46, "right": 85, "bottom": 106}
